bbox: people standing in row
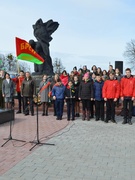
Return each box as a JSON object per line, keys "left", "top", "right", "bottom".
{"left": 2, "top": 73, "right": 14, "bottom": 109}
{"left": 102, "top": 72, "right": 120, "bottom": 123}
{"left": 21, "top": 72, "right": 36, "bottom": 116}
{"left": 120, "top": 68, "right": 135, "bottom": 125}
{"left": 39, "top": 74, "right": 51, "bottom": 116}
{"left": 2, "top": 64, "right": 135, "bottom": 126}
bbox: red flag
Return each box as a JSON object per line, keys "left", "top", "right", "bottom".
{"left": 16, "top": 37, "right": 44, "bottom": 64}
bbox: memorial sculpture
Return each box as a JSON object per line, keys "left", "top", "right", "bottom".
{"left": 29, "top": 18, "right": 59, "bottom": 75}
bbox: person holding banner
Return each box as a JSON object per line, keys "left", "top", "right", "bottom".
{"left": 38, "top": 74, "right": 51, "bottom": 116}
{"left": 12, "top": 70, "right": 25, "bottom": 113}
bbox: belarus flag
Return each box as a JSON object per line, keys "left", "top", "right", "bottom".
{"left": 16, "top": 37, "right": 44, "bottom": 64}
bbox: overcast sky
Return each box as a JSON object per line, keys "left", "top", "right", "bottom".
{"left": 0, "top": 0, "right": 135, "bottom": 73}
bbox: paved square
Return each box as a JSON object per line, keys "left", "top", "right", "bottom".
{"left": 1, "top": 114, "right": 135, "bottom": 180}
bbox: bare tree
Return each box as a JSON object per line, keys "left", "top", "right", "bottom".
{"left": 19, "top": 61, "right": 31, "bottom": 73}
{"left": 0, "top": 54, "right": 4, "bottom": 69}
{"left": 53, "top": 58, "right": 65, "bottom": 74}
{"left": 0, "top": 53, "right": 31, "bottom": 73}
{"left": 124, "top": 39, "right": 135, "bottom": 70}
{"left": 0, "top": 53, "right": 18, "bottom": 72}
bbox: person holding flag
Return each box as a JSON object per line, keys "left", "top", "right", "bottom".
{"left": 12, "top": 70, "right": 25, "bottom": 113}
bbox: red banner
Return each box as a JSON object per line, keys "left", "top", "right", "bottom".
{"left": 16, "top": 37, "right": 44, "bottom": 64}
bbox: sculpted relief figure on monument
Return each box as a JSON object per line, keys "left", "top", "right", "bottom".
{"left": 29, "top": 18, "right": 59, "bottom": 75}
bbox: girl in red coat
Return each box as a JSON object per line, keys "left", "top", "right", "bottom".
{"left": 60, "top": 70, "right": 69, "bottom": 87}
{"left": 102, "top": 72, "right": 120, "bottom": 123}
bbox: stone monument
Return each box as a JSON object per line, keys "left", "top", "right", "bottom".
{"left": 29, "top": 18, "right": 59, "bottom": 76}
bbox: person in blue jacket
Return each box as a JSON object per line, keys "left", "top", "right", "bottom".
{"left": 94, "top": 74, "right": 104, "bottom": 121}
{"left": 52, "top": 79, "right": 66, "bottom": 120}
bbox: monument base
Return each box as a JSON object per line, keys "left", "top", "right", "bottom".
{"left": 0, "top": 109, "right": 14, "bottom": 124}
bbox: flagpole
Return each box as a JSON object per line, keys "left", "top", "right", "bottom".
{"left": 17, "top": 59, "right": 20, "bottom": 74}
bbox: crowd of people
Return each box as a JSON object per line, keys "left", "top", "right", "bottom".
{"left": 0, "top": 64, "right": 135, "bottom": 125}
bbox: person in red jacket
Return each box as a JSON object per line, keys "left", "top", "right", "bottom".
{"left": 120, "top": 68, "right": 135, "bottom": 125}
{"left": 12, "top": 70, "right": 25, "bottom": 113}
{"left": 102, "top": 72, "right": 120, "bottom": 123}
{"left": 60, "top": 70, "right": 69, "bottom": 86}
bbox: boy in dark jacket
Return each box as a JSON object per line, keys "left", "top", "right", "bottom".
{"left": 65, "top": 80, "right": 76, "bottom": 121}
{"left": 94, "top": 74, "right": 104, "bottom": 121}
{"left": 52, "top": 79, "right": 66, "bottom": 120}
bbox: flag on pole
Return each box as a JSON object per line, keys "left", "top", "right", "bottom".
{"left": 16, "top": 37, "right": 44, "bottom": 64}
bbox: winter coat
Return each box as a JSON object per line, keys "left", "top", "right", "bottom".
{"left": 39, "top": 80, "right": 51, "bottom": 102}
{"left": 0, "top": 77, "right": 4, "bottom": 91}
{"left": 52, "top": 83, "right": 66, "bottom": 99}
{"left": 12, "top": 76, "right": 25, "bottom": 92}
{"left": 60, "top": 74, "right": 69, "bottom": 86}
{"left": 73, "top": 81, "right": 80, "bottom": 99}
{"left": 65, "top": 85, "right": 76, "bottom": 102}
{"left": 2, "top": 79, "right": 14, "bottom": 98}
{"left": 94, "top": 80, "right": 104, "bottom": 101}
{"left": 79, "top": 80, "right": 94, "bottom": 99}
{"left": 120, "top": 75, "right": 135, "bottom": 97}
{"left": 21, "top": 77, "right": 36, "bottom": 97}
{"left": 102, "top": 79, "right": 120, "bottom": 99}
